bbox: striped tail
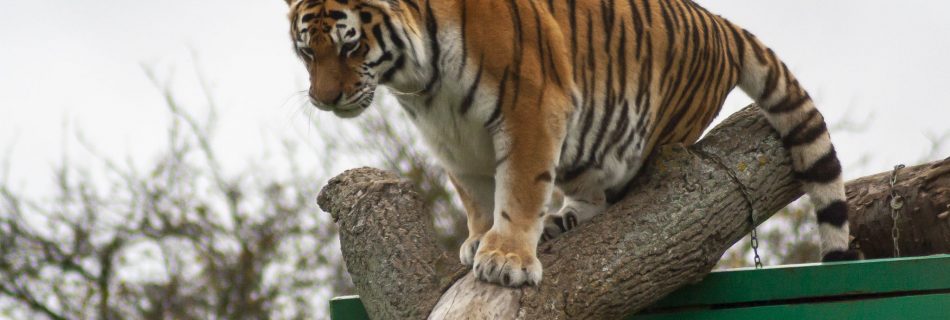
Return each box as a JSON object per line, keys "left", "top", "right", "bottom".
{"left": 736, "top": 30, "right": 861, "bottom": 262}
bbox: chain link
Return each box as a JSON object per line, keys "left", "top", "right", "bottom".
{"left": 889, "top": 164, "right": 905, "bottom": 258}
{"left": 749, "top": 222, "right": 763, "bottom": 269}
{"left": 740, "top": 179, "right": 763, "bottom": 269}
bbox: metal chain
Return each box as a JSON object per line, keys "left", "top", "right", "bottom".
{"left": 889, "top": 164, "right": 905, "bottom": 258}
{"left": 737, "top": 174, "right": 763, "bottom": 269}
{"left": 749, "top": 220, "right": 763, "bottom": 269}
{"left": 729, "top": 167, "right": 763, "bottom": 269}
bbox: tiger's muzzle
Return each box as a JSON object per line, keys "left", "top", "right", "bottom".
{"left": 309, "top": 90, "right": 372, "bottom": 118}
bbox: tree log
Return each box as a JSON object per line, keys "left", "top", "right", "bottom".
{"left": 846, "top": 158, "right": 950, "bottom": 258}
{"left": 317, "top": 105, "right": 950, "bottom": 319}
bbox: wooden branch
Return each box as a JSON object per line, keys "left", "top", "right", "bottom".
{"left": 846, "top": 157, "right": 950, "bottom": 258}
{"left": 317, "top": 105, "right": 950, "bottom": 319}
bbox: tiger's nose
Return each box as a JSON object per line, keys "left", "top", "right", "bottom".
{"left": 309, "top": 87, "right": 343, "bottom": 108}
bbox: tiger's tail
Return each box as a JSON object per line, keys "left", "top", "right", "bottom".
{"left": 735, "top": 29, "right": 860, "bottom": 262}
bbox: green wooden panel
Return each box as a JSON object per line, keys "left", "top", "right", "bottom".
{"left": 330, "top": 295, "right": 370, "bottom": 320}
{"left": 630, "top": 292, "right": 950, "bottom": 320}
{"left": 328, "top": 255, "right": 950, "bottom": 319}
{"left": 648, "top": 254, "right": 950, "bottom": 310}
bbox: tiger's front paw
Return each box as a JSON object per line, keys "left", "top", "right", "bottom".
{"left": 459, "top": 235, "right": 482, "bottom": 266}
{"left": 472, "top": 230, "right": 542, "bottom": 287}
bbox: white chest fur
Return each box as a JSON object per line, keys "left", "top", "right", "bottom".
{"left": 395, "top": 92, "right": 497, "bottom": 177}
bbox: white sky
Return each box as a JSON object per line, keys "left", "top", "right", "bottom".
{"left": 2, "top": 0, "right": 949, "bottom": 197}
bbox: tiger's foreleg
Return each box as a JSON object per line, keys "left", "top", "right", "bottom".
{"left": 472, "top": 88, "right": 571, "bottom": 287}
{"left": 450, "top": 173, "right": 495, "bottom": 266}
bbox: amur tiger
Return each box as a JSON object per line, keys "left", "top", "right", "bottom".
{"left": 283, "top": 0, "right": 861, "bottom": 287}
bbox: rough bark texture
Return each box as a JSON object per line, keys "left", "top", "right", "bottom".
{"left": 316, "top": 105, "right": 950, "bottom": 320}
{"left": 317, "top": 170, "right": 467, "bottom": 319}
{"left": 846, "top": 157, "right": 950, "bottom": 258}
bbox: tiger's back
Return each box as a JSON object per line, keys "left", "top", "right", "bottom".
{"left": 543, "top": 0, "right": 745, "bottom": 200}
{"left": 284, "top": 0, "right": 860, "bottom": 288}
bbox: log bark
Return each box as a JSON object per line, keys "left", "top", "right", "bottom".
{"left": 317, "top": 105, "right": 950, "bottom": 319}
{"left": 846, "top": 158, "right": 950, "bottom": 258}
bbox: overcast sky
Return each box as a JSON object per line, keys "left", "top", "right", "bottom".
{"left": 2, "top": 0, "right": 949, "bottom": 197}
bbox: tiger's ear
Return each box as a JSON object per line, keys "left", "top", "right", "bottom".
{"left": 284, "top": 0, "right": 297, "bottom": 6}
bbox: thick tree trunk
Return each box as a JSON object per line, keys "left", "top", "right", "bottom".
{"left": 317, "top": 105, "right": 950, "bottom": 320}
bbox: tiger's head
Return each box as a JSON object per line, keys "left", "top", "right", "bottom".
{"left": 285, "top": 0, "right": 419, "bottom": 118}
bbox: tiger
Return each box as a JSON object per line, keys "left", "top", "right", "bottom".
{"left": 282, "top": 0, "right": 861, "bottom": 287}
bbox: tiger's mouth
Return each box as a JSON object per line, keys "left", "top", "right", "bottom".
{"left": 309, "top": 90, "right": 373, "bottom": 119}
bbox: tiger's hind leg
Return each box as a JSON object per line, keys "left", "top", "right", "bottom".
{"left": 541, "top": 170, "right": 607, "bottom": 241}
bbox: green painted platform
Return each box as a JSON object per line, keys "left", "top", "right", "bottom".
{"left": 330, "top": 255, "right": 950, "bottom": 319}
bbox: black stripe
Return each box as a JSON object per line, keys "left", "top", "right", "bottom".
{"left": 590, "top": 57, "right": 617, "bottom": 165}
{"left": 485, "top": 67, "right": 510, "bottom": 131}
{"left": 618, "top": 18, "right": 628, "bottom": 99}
{"left": 570, "top": 51, "right": 597, "bottom": 167}
{"left": 781, "top": 109, "right": 826, "bottom": 148}
{"left": 589, "top": 93, "right": 616, "bottom": 164}
{"left": 327, "top": 10, "right": 347, "bottom": 20}
{"left": 635, "top": 33, "right": 653, "bottom": 115}
{"left": 767, "top": 93, "right": 810, "bottom": 114}
{"left": 459, "top": 57, "right": 485, "bottom": 115}
{"left": 365, "top": 51, "right": 393, "bottom": 68}
{"left": 726, "top": 23, "right": 746, "bottom": 71}
{"left": 380, "top": 56, "right": 404, "bottom": 83}
{"left": 422, "top": 1, "right": 441, "bottom": 98}
{"left": 759, "top": 50, "right": 780, "bottom": 101}
{"left": 380, "top": 15, "right": 405, "bottom": 50}
{"left": 586, "top": 9, "right": 595, "bottom": 69}
{"left": 535, "top": 171, "right": 553, "bottom": 183}
{"left": 794, "top": 147, "right": 842, "bottom": 184}
{"left": 532, "top": 1, "right": 546, "bottom": 83}
{"left": 501, "top": 211, "right": 511, "bottom": 221}
{"left": 547, "top": 38, "right": 564, "bottom": 88}
{"left": 602, "top": 0, "right": 616, "bottom": 37}
{"left": 557, "top": 163, "right": 589, "bottom": 183}
{"left": 392, "top": 7, "right": 419, "bottom": 57}
{"left": 495, "top": 153, "right": 510, "bottom": 168}
{"left": 610, "top": 100, "right": 631, "bottom": 143}
{"left": 372, "top": 25, "right": 389, "bottom": 52}
{"left": 402, "top": 0, "right": 420, "bottom": 13}
{"left": 741, "top": 29, "right": 767, "bottom": 65}
{"left": 816, "top": 200, "right": 848, "bottom": 227}
{"left": 616, "top": 109, "right": 644, "bottom": 157}
{"left": 657, "top": 0, "right": 677, "bottom": 86}
{"left": 628, "top": 0, "right": 645, "bottom": 59}
{"left": 639, "top": 0, "right": 653, "bottom": 25}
